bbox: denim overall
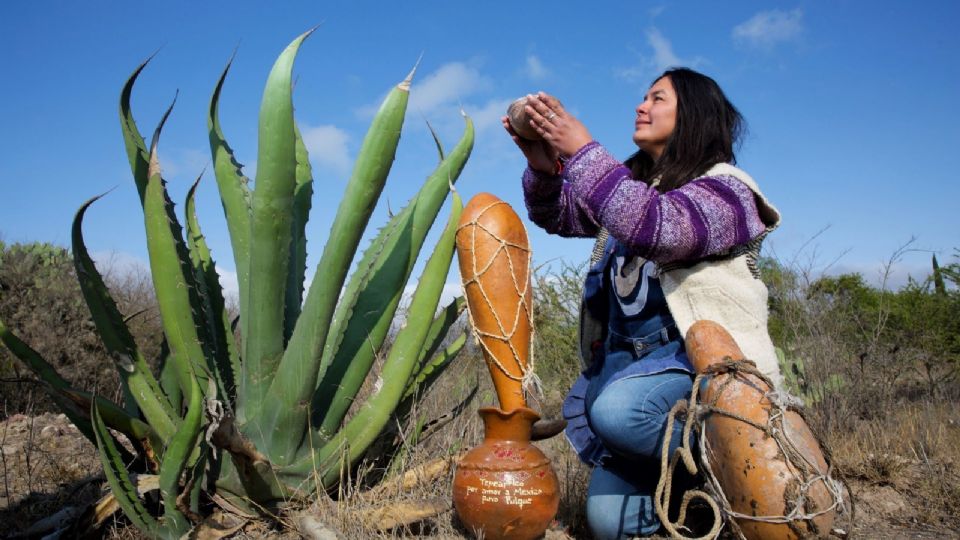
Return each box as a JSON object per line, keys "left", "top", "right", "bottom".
{"left": 562, "top": 235, "right": 695, "bottom": 539}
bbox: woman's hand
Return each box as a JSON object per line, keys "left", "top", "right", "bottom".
{"left": 502, "top": 115, "right": 560, "bottom": 175}
{"left": 525, "top": 92, "right": 593, "bottom": 158}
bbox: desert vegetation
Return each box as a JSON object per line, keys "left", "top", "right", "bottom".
{"left": 3, "top": 236, "right": 958, "bottom": 537}
{"left": 0, "top": 30, "right": 958, "bottom": 540}
{"left": 0, "top": 27, "right": 479, "bottom": 538}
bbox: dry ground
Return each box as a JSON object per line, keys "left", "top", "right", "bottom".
{"left": 2, "top": 404, "right": 958, "bottom": 539}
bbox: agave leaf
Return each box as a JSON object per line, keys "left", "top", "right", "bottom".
{"left": 0, "top": 319, "right": 100, "bottom": 447}
{"left": 261, "top": 68, "right": 414, "bottom": 462}
{"left": 313, "top": 115, "right": 474, "bottom": 437}
{"left": 310, "top": 202, "right": 410, "bottom": 434}
{"left": 186, "top": 449, "right": 207, "bottom": 514}
{"left": 425, "top": 118, "right": 445, "bottom": 161}
{"left": 62, "top": 389, "right": 164, "bottom": 463}
{"left": 119, "top": 54, "right": 155, "bottom": 205}
{"left": 208, "top": 53, "right": 252, "bottom": 332}
{"left": 73, "top": 195, "right": 178, "bottom": 439}
{"left": 412, "top": 296, "right": 465, "bottom": 379}
{"left": 386, "top": 381, "right": 476, "bottom": 477}
{"left": 141, "top": 97, "right": 211, "bottom": 403}
{"left": 401, "top": 332, "right": 467, "bottom": 405}
{"left": 309, "top": 191, "right": 463, "bottom": 487}
{"left": 283, "top": 121, "right": 314, "bottom": 344}
{"left": 92, "top": 401, "right": 159, "bottom": 534}
{"left": 185, "top": 175, "right": 237, "bottom": 408}
{"left": 157, "top": 373, "right": 204, "bottom": 537}
{"left": 240, "top": 29, "right": 313, "bottom": 423}
{"left": 157, "top": 339, "right": 182, "bottom": 412}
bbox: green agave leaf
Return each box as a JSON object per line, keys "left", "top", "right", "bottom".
{"left": 412, "top": 296, "right": 465, "bottom": 379}
{"left": 119, "top": 54, "right": 156, "bottom": 205}
{"left": 63, "top": 389, "right": 164, "bottom": 462}
{"left": 313, "top": 115, "right": 474, "bottom": 438}
{"left": 401, "top": 332, "right": 467, "bottom": 405}
{"left": 0, "top": 319, "right": 100, "bottom": 447}
{"left": 310, "top": 201, "right": 410, "bottom": 435}
{"left": 185, "top": 175, "right": 238, "bottom": 408}
{"left": 386, "top": 381, "right": 476, "bottom": 478}
{"left": 157, "top": 339, "right": 182, "bottom": 412}
{"left": 208, "top": 52, "right": 252, "bottom": 335}
{"left": 261, "top": 67, "right": 414, "bottom": 462}
{"left": 240, "top": 29, "right": 313, "bottom": 424}
{"left": 283, "top": 121, "right": 313, "bottom": 344}
{"left": 310, "top": 191, "right": 464, "bottom": 487}
{"left": 185, "top": 449, "right": 208, "bottom": 514}
{"left": 157, "top": 373, "right": 203, "bottom": 537}
{"left": 73, "top": 195, "right": 178, "bottom": 439}
{"left": 142, "top": 96, "right": 212, "bottom": 404}
{"left": 425, "top": 118, "right": 445, "bottom": 162}
{"left": 92, "top": 401, "right": 159, "bottom": 534}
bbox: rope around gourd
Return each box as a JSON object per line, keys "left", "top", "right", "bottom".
{"left": 456, "top": 200, "right": 541, "bottom": 396}
{"left": 653, "top": 358, "right": 847, "bottom": 540}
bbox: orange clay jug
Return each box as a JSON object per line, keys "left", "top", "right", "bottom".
{"left": 455, "top": 192, "right": 533, "bottom": 411}
{"left": 452, "top": 193, "right": 559, "bottom": 540}
{"left": 684, "top": 320, "right": 843, "bottom": 540}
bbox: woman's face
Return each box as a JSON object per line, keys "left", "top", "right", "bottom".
{"left": 633, "top": 76, "right": 677, "bottom": 160}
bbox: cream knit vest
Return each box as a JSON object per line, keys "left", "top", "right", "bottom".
{"left": 658, "top": 163, "right": 783, "bottom": 388}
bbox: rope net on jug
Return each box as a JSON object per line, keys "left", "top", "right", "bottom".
{"left": 456, "top": 200, "right": 541, "bottom": 396}
{"left": 654, "top": 358, "right": 848, "bottom": 540}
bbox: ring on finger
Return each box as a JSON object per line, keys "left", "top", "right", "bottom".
{"left": 546, "top": 112, "right": 557, "bottom": 121}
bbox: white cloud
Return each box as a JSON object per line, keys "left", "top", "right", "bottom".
{"left": 466, "top": 97, "right": 514, "bottom": 133}
{"left": 646, "top": 28, "right": 684, "bottom": 73}
{"left": 616, "top": 28, "right": 705, "bottom": 83}
{"left": 299, "top": 124, "right": 352, "bottom": 174}
{"left": 157, "top": 148, "right": 209, "bottom": 181}
{"left": 525, "top": 55, "right": 550, "bottom": 80}
{"left": 732, "top": 9, "right": 804, "bottom": 50}
{"left": 408, "top": 62, "right": 491, "bottom": 112}
{"left": 648, "top": 5, "right": 667, "bottom": 18}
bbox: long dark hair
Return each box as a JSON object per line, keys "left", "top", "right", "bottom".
{"left": 625, "top": 68, "right": 746, "bottom": 193}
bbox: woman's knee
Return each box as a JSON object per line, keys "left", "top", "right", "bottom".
{"left": 589, "top": 372, "right": 692, "bottom": 457}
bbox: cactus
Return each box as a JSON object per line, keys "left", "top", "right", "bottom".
{"left": 775, "top": 346, "right": 845, "bottom": 406}
{"left": 0, "top": 29, "right": 473, "bottom": 534}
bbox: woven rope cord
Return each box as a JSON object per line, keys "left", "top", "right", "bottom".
{"left": 654, "top": 358, "right": 847, "bottom": 540}
{"left": 456, "top": 200, "right": 540, "bottom": 394}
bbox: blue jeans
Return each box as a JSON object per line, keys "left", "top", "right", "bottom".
{"left": 585, "top": 370, "right": 693, "bottom": 539}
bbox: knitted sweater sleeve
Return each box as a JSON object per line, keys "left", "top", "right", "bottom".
{"left": 529, "top": 141, "right": 768, "bottom": 263}
{"left": 521, "top": 144, "right": 605, "bottom": 239}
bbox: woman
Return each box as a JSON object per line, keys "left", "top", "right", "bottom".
{"left": 502, "top": 68, "right": 783, "bottom": 538}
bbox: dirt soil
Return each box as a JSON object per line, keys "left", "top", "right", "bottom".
{"left": 1, "top": 413, "right": 957, "bottom": 539}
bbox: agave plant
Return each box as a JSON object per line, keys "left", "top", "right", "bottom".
{"left": 0, "top": 29, "right": 474, "bottom": 537}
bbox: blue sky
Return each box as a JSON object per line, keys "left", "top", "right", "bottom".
{"left": 1, "top": 1, "right": 958, "bottom": 299}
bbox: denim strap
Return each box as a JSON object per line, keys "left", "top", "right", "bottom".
{"left": 607, "top": 324, "right": 681, "bottom": 358}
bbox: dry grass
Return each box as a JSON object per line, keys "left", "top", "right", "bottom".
{"left": 3, "top": 251, "right": 960, "bottom": 538}
{"left": 826, "top": 401, "right": 960, "bottom": 528}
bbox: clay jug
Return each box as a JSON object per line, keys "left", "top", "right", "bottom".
{"left": 453, "top": 193, "right": 559, "bottom": 538}
{"left": 452, "top": 406, "right": 560, "bottom": 540}
{"left": 685, "top": 320, "right": 839, "bottom": 539}
{"left": 455, "top": 192, "right": 533, "bottom": 412}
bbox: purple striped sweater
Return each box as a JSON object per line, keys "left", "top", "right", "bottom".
{"left": 522, "top": 141, "right": 766, "bottom": 263}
